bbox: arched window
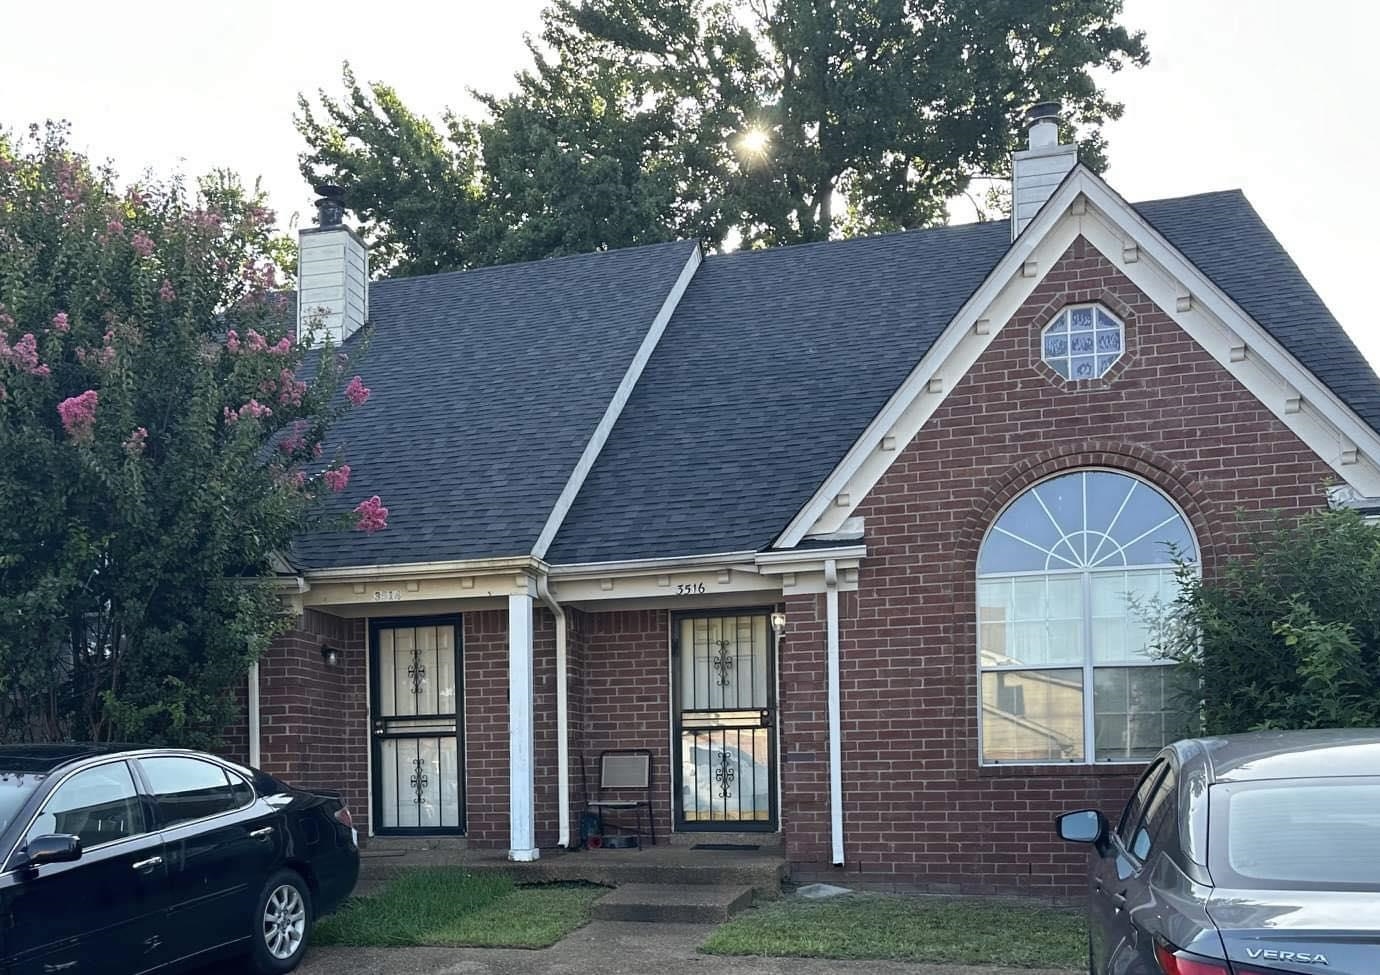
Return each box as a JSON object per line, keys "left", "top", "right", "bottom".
{"left": 977, "top": 470, "right": 1196, "bottom": 764}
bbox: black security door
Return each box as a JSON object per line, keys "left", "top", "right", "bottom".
{"left": 370, "top": 617, "right": 464, "bottom": 834}
{"left": 672, "top": 611, "right": 778, "bottom": 831}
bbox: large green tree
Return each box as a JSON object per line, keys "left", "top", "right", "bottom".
{"left": 297, "top": 0, "right": 1146, "bottom": 274}
{"left": 0, "top": 123, "right": 386, "bottom": 746}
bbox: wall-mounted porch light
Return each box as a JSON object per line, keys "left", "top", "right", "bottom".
{"left": 320, "top": 642, "right": 341, "bottom": 667}
{"left": 770, "top": 611, "right": 787, "bottom": 638}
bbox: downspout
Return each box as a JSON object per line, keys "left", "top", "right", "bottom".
{"left": 535, "top": 575, "right": 571, "bottom": 849}
{"left": 248, "top": 660, "right": 262, "bottom": 768}
{"left": 824, "top": 559, "right": 845, "bottom": 865}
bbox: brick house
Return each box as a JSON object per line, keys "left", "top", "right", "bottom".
{"left": 228, "top": 106, "right": 1380, "bottom": 897}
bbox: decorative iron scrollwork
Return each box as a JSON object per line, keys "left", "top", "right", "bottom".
{"left": 410, "top": 757, "right": 429, "bottom": 805}
{"left": 408, "top": 647, "right": 427, "bottom": 697}
{"left": 714, "top": 748, "right": 736, "bottom": 799}
{"left": 711, "top": 639, "right": 734, "bottom": 687}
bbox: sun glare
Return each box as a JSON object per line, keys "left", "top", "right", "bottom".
{"left": 738, "top": 127, "right": 770, "bottom": 157}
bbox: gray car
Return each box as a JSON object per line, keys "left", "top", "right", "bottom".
{"left": 1057, "top": 729, "right": 1380, "bottom": 975}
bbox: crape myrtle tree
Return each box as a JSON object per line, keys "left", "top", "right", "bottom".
{"left": 0, "top": 123, "right": 387, "bottom": 747}
{"left": 296, "top": 0, "right": 1147, "bottom": 275}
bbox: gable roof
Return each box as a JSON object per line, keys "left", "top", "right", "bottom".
{"left": 547, "top": 189, "right": 1380, "bottom": 564}
{"left": 290, "top": 239, "right": 698, "bottom": 570}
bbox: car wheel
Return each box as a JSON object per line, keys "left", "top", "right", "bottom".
{"left": 250, "top": 868, "right": 314, "bottom": 974}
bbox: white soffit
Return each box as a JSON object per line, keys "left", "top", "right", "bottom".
{"left": 778, "top": 167, "right": 1380, "bottom": 547}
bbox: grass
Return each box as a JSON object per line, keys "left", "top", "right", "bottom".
{"left": 314, "top": 868, "right": 607, "bottom": 948}
{"left": 700, "top": 892, "right": 1086, "bottom": 969}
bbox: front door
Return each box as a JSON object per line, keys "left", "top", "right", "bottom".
{"left": 672, "top": 611, "right": 777, "bottom": 831}
{"left": 370, "top": 617, "right": 464, "bottom": 834}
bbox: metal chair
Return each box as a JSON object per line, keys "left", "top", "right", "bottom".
{"left": 582, "top": 749, "right": 656, "bottom": 846}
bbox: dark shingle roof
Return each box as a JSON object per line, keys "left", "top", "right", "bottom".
{"left": 1135, "top": 190, "right": 1380, "bottom": 433}
{"left": 547, "top": 190, "right": 1380, "bottom": 564}
{"left": 290, "top": 239, "right": 697, "bottom": 569}
{"left": 546, "top": 220, "right": 1012, "bottom": 564}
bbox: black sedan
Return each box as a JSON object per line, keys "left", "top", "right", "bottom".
{"left": 0, "top": 744, "right": 358, "bottom": 974}
{"left": 1058, "top": 729, "right": 1380, "bottom": 975}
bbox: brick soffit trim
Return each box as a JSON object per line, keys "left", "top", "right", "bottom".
{"left": 775, "top": 166, "right": 1380, "bottom": 548}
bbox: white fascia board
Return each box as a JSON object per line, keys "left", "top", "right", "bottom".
{"left": 778, "top": 166, "right": 1380, "bottom": 547}
{"left": 531, "top": 245, "right": 704, "bottom": 559}
{"left": 304, "top": 554, "right": 547, "bottom": 582}
{"left": 775, "top": 171, "right": 1089, "bottom": 547}
{"left": 547, "top": 549, "right": 759, "bottom": 579}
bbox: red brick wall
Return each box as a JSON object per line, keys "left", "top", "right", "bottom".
{"left": 778, "top": 236, "right": 1335, "bottom": 895}
{"left": 579, "top": 610, "right": 674, "bottom": 841}
{"left": 257, "top": 611, "right": 369, "bottom": 834}
{"left": 461, "top": 609, "right": 510, "bottom": 846}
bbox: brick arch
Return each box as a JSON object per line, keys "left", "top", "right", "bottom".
{"left": 955, "top": 440, "right": 1222, "bottom": 578}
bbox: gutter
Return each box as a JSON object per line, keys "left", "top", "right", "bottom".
{"left": 248, "top": 661, "right": 262, "bottom": 767}
{"left": 825, "top": 558, "right": 845, "bottom": 865}
{"left": 535, "top": 575, "right": 571, "bottom": 849}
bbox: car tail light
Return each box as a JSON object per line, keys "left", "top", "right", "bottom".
{"left": 334, "top": 806, "right": 354, "bottom": 829}
{"left": 1155, "top": 943, "right": 1231, "bottom": 975}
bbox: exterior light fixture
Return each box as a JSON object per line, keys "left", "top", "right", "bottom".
{"left": 770, "top": 611, "right": 787, "bottom": 638}
{"left": 320, "top": 643, "right": 340, "bottom": 667}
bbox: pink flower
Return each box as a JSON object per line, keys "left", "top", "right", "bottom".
{"left": 236, "top": 399, "right": 272, "bottom": 421}
{"left": 51, "top": 312, "right": 70, "bottom": 333}
{"left": 287, "top": 470, "right": 306, "bottom": 488}
{"left": 345, "top": 375, "right": 370, "bottom": 407}
{"left": 225, "top": 329, "right": 240, "bottom": 353}
{"left": 31, "top": 364, "right": 50, "bottom": 377}
{"left": 323, "top": 465, "right": 351, "bottom": 492}
{"left": 0, "top": 332, "right": 46, "bottom": 375}
{"left": 58, "top": 390, "right": 98, "bottom": 441}
{"left": 130, "top": 231, "right": 154, "bottom": 257}
{"left": 277, "top": 369, "right": 306, "bottom": 407}
{"left": 353, "top": 495, "right": 388, "bottom": 534}
{"left": 123, "top": 426, "right": 148, "bottom": 455}
{"left": 278, "top": 420, "right": 308, "bottom": 455}
{"left": 107, "top": 218, "right": 124, "bottom": 235}
{"left": 158, "top": 279, "right": 176, "bottom": 303}
{"left": 246, "top": 329, "right": 267, "bottom": 352}
{"left": 269, "top": 337, "right": 292, "bottom": 356}
{"left": 312, "top": 442, "right": 323, "bottom": 459}
{"left": 223, "top": 407, "right": 238, "bottom": 425}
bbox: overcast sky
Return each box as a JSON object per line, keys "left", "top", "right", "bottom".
{"left": 4, "top": 0, "right": 1376, "bottom": 366}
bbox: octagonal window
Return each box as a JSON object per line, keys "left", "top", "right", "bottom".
{"left": 1041, "top": 305, "right": 1124, "bottom": 380}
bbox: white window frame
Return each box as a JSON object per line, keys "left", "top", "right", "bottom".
{"left": 1040, "top": 303, "right": 1125, "bottom": 380}
{"left": 975, "top": 469, "right": 1199, "bottom": 767}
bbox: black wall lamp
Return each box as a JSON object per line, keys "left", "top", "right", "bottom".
{"left": 320, "top": 642, "right": 340, "bottom": 667}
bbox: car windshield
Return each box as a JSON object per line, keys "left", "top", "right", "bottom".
{"left": 1209, "top": 777, "right": 1380, "bottom": 890}
{"left": 0, "top": 772, "right": 46, "bottom": 834}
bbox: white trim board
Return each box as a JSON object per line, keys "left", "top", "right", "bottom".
{"left": 532, "top": 244, "right": 704, "bottom": 559}
{"left": 776, "top": 166, "right": 1380, "bottom": 547}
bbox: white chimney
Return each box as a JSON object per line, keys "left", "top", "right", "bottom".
{"left": 297, "top": 184, "right": 368, "bottom": 347}
{"left": 1010, "top": 102, "right": 1078, "bottom": 241}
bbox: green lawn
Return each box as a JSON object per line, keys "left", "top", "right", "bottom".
{"left": 700, "top": 893, "right": 1085, "bottom": 969}
{"left": 314, "top": 868, "right": 608, "bottom": 948}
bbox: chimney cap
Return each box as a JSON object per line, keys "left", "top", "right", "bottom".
{"left": 1025, "top": 101, "right": 1062, "bottom": 125}
{"left": 312, "top": 183, "right": 347, "bottom": 229}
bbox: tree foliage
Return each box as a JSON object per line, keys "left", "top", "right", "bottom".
{"left": 297, "top": 0, "right": 1147, "bottom": 274}
{"left": 1158, "top": 507, "right": 1380, "bottom": 734}
{"left": 0, "top": 124, "right": 384, "bottom": 747}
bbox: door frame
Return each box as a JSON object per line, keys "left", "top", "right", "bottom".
{"left": 368, "top": 614, "right": 466, "bottom": 836}
{"left": 670, "top": 608, "right": 780, "bottom": 832}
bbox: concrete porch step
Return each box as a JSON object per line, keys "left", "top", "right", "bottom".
{"left": 592, "top": 883, "right": 755, "bottom": 923}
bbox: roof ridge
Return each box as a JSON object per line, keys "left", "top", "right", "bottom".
{"left": 370, "top": 238, "right": 697, "bottom": 291}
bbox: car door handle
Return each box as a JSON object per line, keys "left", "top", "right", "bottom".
{"left": 250, "top": 826, "right": 274, "bottom": 840}
{"left": 131, "top": 855, "right": 163, "bottom": 873}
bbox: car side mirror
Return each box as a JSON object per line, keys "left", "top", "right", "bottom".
{"left": 20, "top": 834, "right": 82, "bottom": 870}
{"left": 1056, "top": 809, "right": 1107, "bottom": 845}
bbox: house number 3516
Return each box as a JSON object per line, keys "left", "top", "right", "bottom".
{"left": 373, "top": 590, "right": 402, "bottom": 602}
{"left": 676, "top": 582, "right": 706, "bottom": 595}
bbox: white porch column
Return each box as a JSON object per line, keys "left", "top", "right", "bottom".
{"left": 508, "top": 589, "right": 539, "bottom": 861}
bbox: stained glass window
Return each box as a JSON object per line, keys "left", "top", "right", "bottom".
{"left": 977, "top": 470, "right": 1198, "bottom": 764}
{"left": 1041, "top": 305, "right": 1124, "bottom": 380}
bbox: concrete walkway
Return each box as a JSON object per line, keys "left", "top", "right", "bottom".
{"left": 292, "top": 920, "right": 1077, "bottom": 975}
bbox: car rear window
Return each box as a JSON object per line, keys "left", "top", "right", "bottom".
{"left": 1209, "top": 778, "right": 1380, "bottom": 890}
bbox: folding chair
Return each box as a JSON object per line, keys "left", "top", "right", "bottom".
{"left": 582, "top": 749, "right": 656, "bottom": 846}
